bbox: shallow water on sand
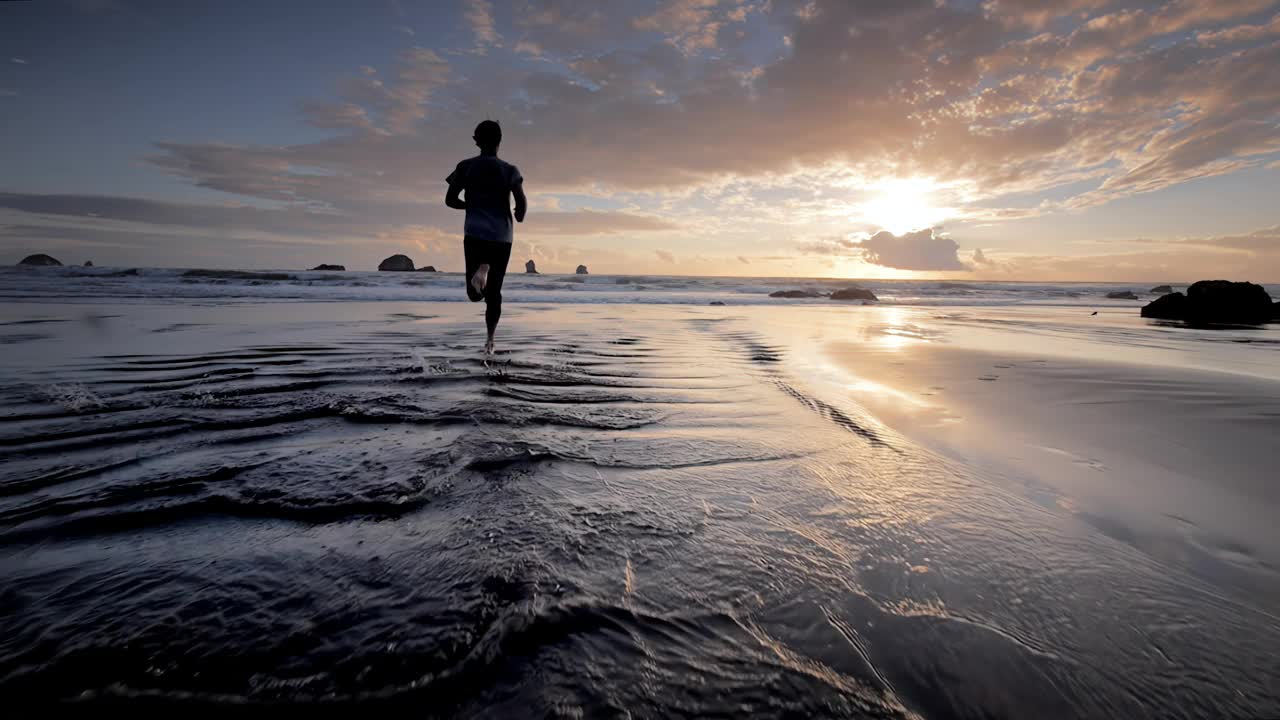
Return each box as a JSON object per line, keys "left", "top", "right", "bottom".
{"left": 1, "top": 303, "right": 1278, "bottom": 716}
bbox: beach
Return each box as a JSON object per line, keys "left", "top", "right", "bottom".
{"left": 1, "top": 271, "right": 1278, "bottom": 716}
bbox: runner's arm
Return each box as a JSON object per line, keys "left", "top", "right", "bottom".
{"left": 445, "top": 184, "right": 466, "bottom": 210}
{"left": 513, "top": 184, "right": 527, "bottom": 223}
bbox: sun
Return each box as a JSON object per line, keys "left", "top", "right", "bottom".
{"left": 858, "top": 177, "right": 952, "bottom": 235}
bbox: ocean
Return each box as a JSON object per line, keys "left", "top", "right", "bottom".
{"left": 3, "top": 264, "right": 1260, "bottom": 308}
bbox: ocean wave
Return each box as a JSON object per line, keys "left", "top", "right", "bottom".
{"left": 5, "top": 265, "right": 1269, "bottom": 308}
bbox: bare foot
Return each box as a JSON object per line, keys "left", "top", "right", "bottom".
{"left": 484, "top": 338, "right": 495, "bottom": 355}
{"left": 470, "top": 264, "right": 489, "bottom": 296}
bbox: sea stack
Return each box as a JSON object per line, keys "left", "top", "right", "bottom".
{"left": 1150, "top": 285, "right": 1173, "bottom": 294}
{"left": 418, "top": 266, "right": 437, "bottom": 272}
{"left": 831, "top": 286, "right": 878, "bottom": 301}
{"left": 576, "top": 264, "right": 589, "bottom": 275}
{"left": 1140, "top": 280, "right": 1273, "bottom": 324}
{"left": 18, "top": 254, "right": 62, "bottom": 266}
{"left": 378, "top": 254, "right": 415, "bottom": 271}
{"left": 526, "top": 260, "right": 538, "bottom": 274}
{"left": 769, "top": 289, "right": 824, "bottom": 298}
{"left": 311, "top": 264, "right": 345, "bottom": 271}
{"left": 83, "top": 260, "right": 94, "bottom": 267}
{"left": 1106, "top": 291, "right": 1140, "bottom": 300}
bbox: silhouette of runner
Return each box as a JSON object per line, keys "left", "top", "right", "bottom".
{"left": 445, "top": 120, "right": 527, "bottom": 354}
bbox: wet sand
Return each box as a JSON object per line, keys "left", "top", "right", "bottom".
{"left": 1, "top": 301, "right": 1278, "bottom": 716}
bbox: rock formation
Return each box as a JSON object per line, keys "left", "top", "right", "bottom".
{"left": 83, "top": 260, "right": 94, "bottom": 267}
{"left": 525, "top": 260, "right": 538, "bottom": 273}
{"left": 769, "top": 289, "right": 824, "bottom": 298}
{"left": 1106, "top": 291, "right": 1140, "bottom": 300}
{"left": 378, "top": 254, "right": 415, "bottom": 271}
{"left": 1140, "top": 280, "right": 1273, "bottom": 324}
{"left": 418, "top": 266, "right": 437, "bottom": 272}
{"left": 831, "top": 287, "right": 878, "bottom": 301}
{"left": 18, "top": 254, "right": 61, "bottom": 266}
{"left": 1149, "top": 285, "right": 1173, "bottom": 294}
{"left": 311, "top": 264, "right": 345, "bottom": 271}
{"left": 576, "top": 264, "right": 589, "bottom": 275}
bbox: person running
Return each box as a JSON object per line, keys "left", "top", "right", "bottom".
{"left": 445, "top": 120, "right": 527, "bottom": 354}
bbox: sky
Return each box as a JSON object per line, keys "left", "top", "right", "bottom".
{"left": 2, "top": 0, "right": 1279, "bottom": 280}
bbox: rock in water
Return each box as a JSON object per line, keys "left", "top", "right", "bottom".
{"left": 18, "top": 254, "right": 61, "bottom": 266}
{"left": 1141, "top": 292, "right": 1188, "bottom": 319}
{"left": 709, "top": 301, "right": 726, "bottom": 306}
{"left": 576, "top": 264, "right": 589, "bottom": 275}
{"left": 1106, "top": 291, "right": 1140, "bottom": 300}
{"left": 1140, "top": 280, "right": 1273, "bottom": 324}
{"left": 418, "top": 266, "right": 437, "bottom": 272}
{"left": 831, "top": 286, "right": 878, "bottom": 301}
{"left": 311, "top": 264, "right": 345, "bottom": 271}
{"left": 378, "top": 254, "right": 415, "bottom": 271}
{"left": 525, "top": 260, "right": 538, "bottom": 273}
{"left": 83, "top": 260, "right": 94, "bottom": 267}
{"left": 1149, "top": 285, "right": 1173, "bottom": 294}
{"left": 769, "top": 289, "right": 824, "bottom": 298}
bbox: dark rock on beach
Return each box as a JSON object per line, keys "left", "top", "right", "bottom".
{"left": 311, "top": 264, "right": 345, "bottom": 271}
{"left": 831, "top": 286, "right": 878, "bottom": 301}
{"left": 1141, "top": 280, "right": 1273, "bottom": 324}
{"left": 1106, "top": 291, "right": 1140, "bottom": 300}
{"left": 576, "top": 264, "right": 589, "bottom": 275}
{"left": 18, "top": 254, "right": 61, "bottom": 266}
{"left": 378, "top": 254, "right": 415, "bottom": 271}
{"left": 1150, "top": 285, "right": 1173, "bottom": 294}
{"left": 770, "top": 289, "right": 824, "bottom": 299}
{"left": 525, "top": 260, "right": 538, "bottom": 273}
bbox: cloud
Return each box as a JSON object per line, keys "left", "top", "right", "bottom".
{"left": 632, "top": 0, "right": 728, "bottom": 53}
{"left": 737, "top": 255, "right": 750, "bottom": 264}
{"left": 519, "top": 210, "right": 680, "bottom": 235}
{"left": 14, "top": 0, "right": 1280, "bottom": 276}
{"left": 1196, "top": 11, "right": 1280, "bottom": 45}
{"left": 465, "top": 0, "right": 502, "bottom": 50}
{"left": 972, "top": 248, "right": 993, "bottom": 265}
{"left": 857, "top": 229, "right": 968, "bottom": 271}
{"left": 654, "top": 249, "right": 676, "bottom": 263}
{"left": 972, "top": 225, "right": 1280, "bottom": 281}
{"left": 11, "top": 58, "right": 27, "bottom": 65}
{"left": 137, "top": 0, "right": 1280, "bottom": 217}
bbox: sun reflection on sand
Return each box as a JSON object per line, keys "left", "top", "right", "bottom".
{"left": 877, "top": 308, "right": 914, "bottom": 350}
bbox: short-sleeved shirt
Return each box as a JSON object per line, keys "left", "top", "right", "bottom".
{"left": 446, "top": 155, "right": 523, "bottom": 244}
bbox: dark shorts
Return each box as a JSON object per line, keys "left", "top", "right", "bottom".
{"left": 464, "top": 236, "right": 512, "bottom": 303}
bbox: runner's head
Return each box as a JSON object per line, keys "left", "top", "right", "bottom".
{"left": 474, "top": 120, "right": 502, "bottom": 152}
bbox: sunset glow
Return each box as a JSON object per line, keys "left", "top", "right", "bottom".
{"left": 857, "top": 177, "right": 953, "bottom": 236}
{"left": 2, "top": 1, "right": 1279, "bottom": 280}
